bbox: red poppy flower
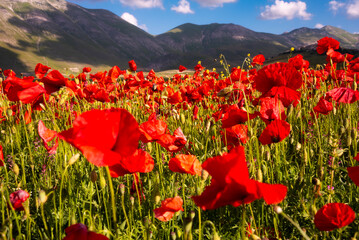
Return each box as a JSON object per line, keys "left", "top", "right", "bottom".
{"left": 108, "top": 149, "right": 154, "bottom": 178}
{"left": 9, "top": 189, "right": 30, "bottom": 211}
{"left": 82, "top": 67, "right": 92, "bottom": 73}
{"left": 222, "top": 105, "right": 257, "bottom": 128}
{"left": 58, "top": 109, "right": 154, "bottom": 177}
{"left": 0, "top": 145, "right": 4, "bottom": 167}
{"left": 179, "top": 65, "right": 187, "bottom": 72}
{"left": 194, "top": 63, "right": 204, "bottom": 72}
{"left": 63, "top": 223, "right": 109, "bottom": 240}
{"left": 260, "top": 86, "right": 301, "bottom": 107}
{"left": 258, "top": 120, "right": 290, "bottom": 145}
{"left": 326, "top": 87, "right": 359, "bottom": 104}
{"left": 314, "top": 203, "right": 355, "bottom": 231}
{"left": 35, "top": 63, "right": 51, "bottom": 79}
{"left": 253, "top": 62, "right": 302, "bottom": 94}
{"left": 354, "top": 153, "right": 359, "bottom": 162}
{"left": 252, "top": 54, "right": 265, "bottom": 66}
{"left": 153, "top": 196, "right": 184, "bottom": 221}
{"left": 313, "top": 97, "right": 333, "bottom": 116}
{"left": 167, "top": 91, "right": 183, "bottom": 105}
{"left": 289, "top": 54, "right": 309, "bottom": 70}
{"left": 168, "top": 154, "right": 202, "bottom": 176}
{"left": 157, "top": 127, "right": 187, "bottom": 153}
{"left": 259, "top": 97, "right": 286, "bottom": 125}
{"left": 317, "top": 37, "right": 340, "bottom": 55}
{"left": 192, "top": 146, "right": 287, "bottom": 210}
{"left": 41, "top": 70, "right": 68, "bottom": 94}
{"left": 348, "top": 166, "right": 359, "bottom": 187}
{"left": 139, "top": 113, "right": 168, "bottom": 143}
{"left": 38, "top": 120, "right": 59, "bottom": 154}
{"left": 222, "top": 124, "right": 249, "bottom": 149}
{"left": 326, "top": 49, "right": 345, "bottom": 63}
{"left": 2, "top": 76, "right": 46, "bottom": 104}
{"left": 128, "top": 60, "right": 137, "bottom": 72}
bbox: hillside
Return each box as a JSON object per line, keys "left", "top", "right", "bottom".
{"left": 0, "top": 0, "right": 358, "bottom": 73}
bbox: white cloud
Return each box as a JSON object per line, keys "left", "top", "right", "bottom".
{"left": 119, "top": 0, "right": 163, "bottom": 9}
{"left": 260, "top": 0, "right": 312, "bottom": 20}
{"left": 171, "top": 0, "right": 194, "bottom": 14}
{"left": 329, "top": 1, "right": 345, "bottom": 13}
{"left": 315, "top": 23, "right": 324, "bottom": 28}
{"left": 121, "top": 12, "right": 148, "bottom": 31}
{"left": 347, "top": 0, "right": 359, "bottom": 18}
{"left": 191, "top": 0, "right": 236, "bottom": 8}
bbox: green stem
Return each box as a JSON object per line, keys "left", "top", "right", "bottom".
{"left": 106, "top": 167, "right": 117, "bottom": 224}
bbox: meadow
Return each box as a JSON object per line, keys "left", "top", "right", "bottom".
{"left": 0, "top": 37, "right": 359, "bottom": 240}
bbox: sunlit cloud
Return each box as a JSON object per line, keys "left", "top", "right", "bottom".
{"left": 171, "top": 0, "right": 194, "bottom": 14}
{"left": 121, "top": 12, "right": 148, "bottom": 31}
{"left": 260, "top": 0, "right": 312, "bottom": 20}
{"left": 119, "top": 0, "right": 163, "bottom": 9}
{"left": 191, "top": 0, "right": 236, "bottom": 8}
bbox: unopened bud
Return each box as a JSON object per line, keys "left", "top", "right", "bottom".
{"left": 312, "top": 177, "right": 320, "bottom": 186}
{"left": 39, "top": 190, "right": 47, "bottom": 204}
{"left": 13, "top": 163, "right": 20, "bottom": 176}
{"left": 201, "top": 169, "right": 209, "bottom": 181}
{"left": 217, "top": 86, "right": 233, "bottom": 97}
{"left": 212, "top": 232, "right": 221, "bottom": 240}
{"left": 90, "top": 170, "right": 98, "bottom": 183}
{"left": 273, "top": 205, "right": 282, "bottom": 214}
{"left": 180, "top": 113, "right": 186, "bottom": 124}
{"left": 171, "top": 231, "right": 177, "bottom": 240}
{"left": 130, "top": 196, "right": 135, "bottom": 206}
{"left": 119, "top": 183, "right": 125, "bottom": 195}
{"left": 256, "top": 168, "right": 263, "bottom": 182}
{"left": 68, "top": 153, "right": 80, "bottom": 165}
{"left": 99, "top": 176, "right": 106, "bottom": 189}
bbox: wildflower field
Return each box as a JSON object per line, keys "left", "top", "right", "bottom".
{"left": 1, "top": 37, "right": 359, "bottom": 239}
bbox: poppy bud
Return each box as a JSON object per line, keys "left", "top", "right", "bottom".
{"left": 99, "top": 176, "right": 106, "bottom": 189}
{"left": 273, "top": 205, "right": 282, "bottom": 214}
{"left": 119, "top": 183, "right": 125, "bottom": 195}
{"left": 312, "top": 178, "right": 320, "bottom": 186}
{"left": 184, "top": 216, "right": 194, "bottom": 240}
{"left": 201, "top": 169, "right": 209, "bottom": 181}
{"left": 130, "top": 196, "right": 135, "bottom": 206}
{"left": 171, "top": 231, "right": 177, "bottom": 240}
{"left": 6, "top": 109, "right": 12, "bottom": 118}
{"left": 217, "top": 86, "right": 233, "bottom": 97}
{"left": 212, "top": 232, "right": 221, "bottom": 240}
{"left": 68, "top": 153, "right": 80, "bottom": 166}
{"left": 13, "top": 163, "right": 20, "bottom": 176}
{"left": 296, "top": 142, "right": 301, "bottom": 151}
{"left": 90, "top": 170, "right": 98, "bottom": 183}
{"left": 250, "top": 234, "right": 260, "bottom": 240}
{"left": 256, "top": 168, "right": 263, "bottom": 182}
{"left": 39, "top": 190, "right": 47, "bottom": 204}
{"left": 180, "top": 113, "right": 186, "bottom": 124}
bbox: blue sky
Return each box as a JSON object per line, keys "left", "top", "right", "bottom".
{"left": 68, "top": 0, "right": 359, "bottom": 35}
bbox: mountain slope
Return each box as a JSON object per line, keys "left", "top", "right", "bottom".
{"left": 0, "top": 0, "right": 166, "bottom": 73}
{"left": 0, "top": 0, "right": 358, "bottom": 73}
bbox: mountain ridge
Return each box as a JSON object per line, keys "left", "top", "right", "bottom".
{"left": 0, "top": 0, "right": 358, "bottom": 73}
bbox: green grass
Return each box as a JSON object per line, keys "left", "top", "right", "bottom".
{"left": 0, "top": 57, "right": 359, "bottom": 240}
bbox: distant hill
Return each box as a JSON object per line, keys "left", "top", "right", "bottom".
{"left": 0, "top": 0, "right": 358, "bottom": 74}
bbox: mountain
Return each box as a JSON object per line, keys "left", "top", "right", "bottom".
{"left": 0, "top": 0, "right": 358, "bottom": 74}
{"left": 0, "top": 0, "right": 166, "bottom": 73}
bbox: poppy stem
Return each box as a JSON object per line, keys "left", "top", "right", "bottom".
{"left": 198, "top": 206, "right": 202, "bottom": 240}
{"left": 278, "top": 211, "right": 311, "bottom": 240}
{"left": 105, "top": 167, "right": 117, "bottom": 224}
